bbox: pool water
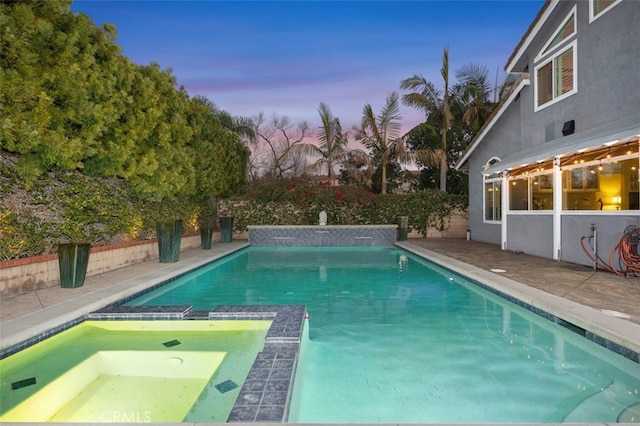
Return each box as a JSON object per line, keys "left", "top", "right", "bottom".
{"left": 0, "top": 321, "right": 270, "bottom": 422}
{"left": 126, "top": 247, "right": 640, "bottom": 423}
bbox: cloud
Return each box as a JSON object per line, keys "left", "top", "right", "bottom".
{"left": 72, "top": 0, "right": 544, "bottom": 142}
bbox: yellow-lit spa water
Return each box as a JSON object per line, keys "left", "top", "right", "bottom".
{"left": 0, "top": 320, "right": 271, "bottom": 422}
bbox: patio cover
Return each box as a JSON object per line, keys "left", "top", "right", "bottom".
{"left": 482, "top": 113, "right": 640, "bottom": 175}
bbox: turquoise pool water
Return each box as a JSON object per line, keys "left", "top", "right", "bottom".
{"left": 126, "top": 247, "right": 640, "bottom": 423}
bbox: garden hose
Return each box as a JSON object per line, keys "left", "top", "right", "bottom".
{"left": 580, "top": 225, "right": 640, "bottom": 277}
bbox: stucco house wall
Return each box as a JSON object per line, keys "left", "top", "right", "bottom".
{"left": 468, "top": 97, "right": 523, "bottom": 245}
{"left": 516, "top": 1, "right": 640, "bottom": 147}
{"left": 457, "top": 0, "right": 640, "bottom": 268}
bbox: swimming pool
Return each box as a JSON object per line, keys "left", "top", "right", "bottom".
{"left": 125, "top": 246, "right": 640, "bottom": 423}
{"left": 0, "top": 320, "right": 270, "bottom": 422}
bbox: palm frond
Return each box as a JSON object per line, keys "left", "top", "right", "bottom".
{"left": 414, "top": 148, "right": 446, "bottom": 168}
{"left": 379, "top": 92, "right": 402, "bottom": 142}
{"left": 455, "top": 63, "right": 491, "bottom": 95}
{"left": 441, "top": 47, "right": 450, "bottom": 91}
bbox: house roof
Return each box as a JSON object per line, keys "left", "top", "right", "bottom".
{"left": 482, "top": 113, "right": 640, "bottom": 175}
{"left": 455, "top": 1, "right": 556, "bottom": 171}
{"left": 454, "top": 75, "right": 530, "bottom": 171}
{"left": 505, "top": 0, "right": 556, "bottom": 73}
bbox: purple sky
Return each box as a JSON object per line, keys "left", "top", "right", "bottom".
{"left": 72, "top": 0, "right": 545, "bottom": 137}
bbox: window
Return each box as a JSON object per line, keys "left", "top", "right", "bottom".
{"left": 590, "top": 0, "right": 621, "bottom": 22}
{"left": 507, "top": 160, "right": 555, "bottom": 211}
{"left": 532, "top": 174, "right": 554, "bottom": 210}
{"left": 535, "top": 42, "right": 577, "bottom": 110}
{"left": 502, "top": 141, "right": 638, "bottom": 212}
{"left": 562, "top": 156, "right": 640, "bottom": 210}
{"left": 538, "top": 8, "right": 576, "bottom": 60}
{"left": 509, "top": 178, "right": 529, "bottom": 211}
{"left": 534, "top": 7, "right": 577, "bottom": 111}
{"left": 508, "top": 173, "right": 554, "bottom": 211}
{"left": 484, "top": 174, "right": 502, "bottom": 222}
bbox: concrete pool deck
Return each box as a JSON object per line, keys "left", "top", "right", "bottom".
{"left": 1, "top": 237, "right": 639, "bottom": 424}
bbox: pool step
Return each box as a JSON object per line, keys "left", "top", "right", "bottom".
{"left": 618, "top": 402, "right": 640, "bottom": 422}
{"left": 560, "top": 380, "right": 640, "bottom": 422}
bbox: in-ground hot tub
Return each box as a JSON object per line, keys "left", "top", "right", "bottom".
{"left": 0, "top": 320, "right": 271, "bottom": 423}
{"left": 248, "top": 225, "right": 398, "bottom": 246}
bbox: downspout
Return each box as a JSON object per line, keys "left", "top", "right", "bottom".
{"left": 553, "top": 158, "right": 562, "bottom": 260}
{"left": 501, "top": 171, "right": 509, "bottom": 250}
{"left": 591, "top": 223, "right": 598, "bottom": 270}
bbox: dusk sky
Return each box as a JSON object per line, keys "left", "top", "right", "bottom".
{"left": 71, "top": 0, "right": 545, "bottom": 138}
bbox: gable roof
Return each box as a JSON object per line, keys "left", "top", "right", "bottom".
{"left": 455, "top": 0, "right": 559, "bottom": 171}
{"left": 455, "top": 75, "right": 530, "bottom": 170}
{"left": 506, "top": 0, "right": 557, "bottom": 73}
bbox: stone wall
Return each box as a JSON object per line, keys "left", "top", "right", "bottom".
{"left": 408, "top": 209, "right": 469, "bottom": 239}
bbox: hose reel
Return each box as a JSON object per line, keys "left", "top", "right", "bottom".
{"left": 580, "top": 225, "right": 640, "bottom": 277}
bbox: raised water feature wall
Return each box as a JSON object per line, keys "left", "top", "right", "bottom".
{"left": 248, "top": 225, "right": 398, "bottom": 246}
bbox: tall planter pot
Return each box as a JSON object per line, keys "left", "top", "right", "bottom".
{"left": 57, "top": 243, "right": 91, "bottom": 288}
{"left": 397, "top": 216, "right": 409, "bottom": 241}
{"left": 156, "top": 220, "right": 183, "bottom": 263}
{"left": 200, "top": 227, "right": 213, "bottom": 249}
{"left": 219, "top": 217, "right": 233, "bottom": 243}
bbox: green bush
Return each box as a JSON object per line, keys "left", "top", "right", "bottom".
{"left": 0, "top": 172, "right": 467, "bottom": 261}
{"left": 227, "top": 177, "right": 467, "bottom": 235}
{"left": 0, "top": 164, "right": 201, "bottom": 260}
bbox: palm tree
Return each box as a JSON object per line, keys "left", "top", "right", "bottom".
{"left": 353, "top": 92, "right": 408, "bottom": 194}
{"left": 294, "top": 102, "right": 371, "bottom": 185}
{"left": 454, "top": 63, "right": 495, "bottom": 132}
{"left": 400, "top": 47, "right": 453, "bottom": 192}
{"left": 293, "top": 102, "right": 349, "bottom": 182}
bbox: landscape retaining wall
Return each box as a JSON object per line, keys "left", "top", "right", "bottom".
{"left": 0, "top": 233, "right": 204, "bottom": 299}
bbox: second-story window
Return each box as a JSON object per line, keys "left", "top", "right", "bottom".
{"left": 590, "top": 0, "right": 621, "bottom": 22}
{"left": 534, "top": 6, "right": 577, "bottom": 111}
{"left": 536, "top": 42, "right": 576, "bottom": 109}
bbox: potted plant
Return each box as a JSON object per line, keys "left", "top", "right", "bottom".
{"left": 218, "top": 201, "right": 233, "bottom": 243}
{"left": 198, "top": 201, "right": 216, "bottom": 250}
{"left": 56, "top": 220, "right": 91, "bottom": 289}
{"left": 156, "top": 219, "right": 183, "bottom": 263}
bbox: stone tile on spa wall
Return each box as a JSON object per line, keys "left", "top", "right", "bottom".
{"left": 248, "top": 225, "right": 397, "bottom": 246}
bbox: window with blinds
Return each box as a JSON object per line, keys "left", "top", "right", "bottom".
{"left": 535, "top": 42, "right": 577, "bottom": 110}
{"left": 534, "top": 6, "right": 578, "bottom": 111}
